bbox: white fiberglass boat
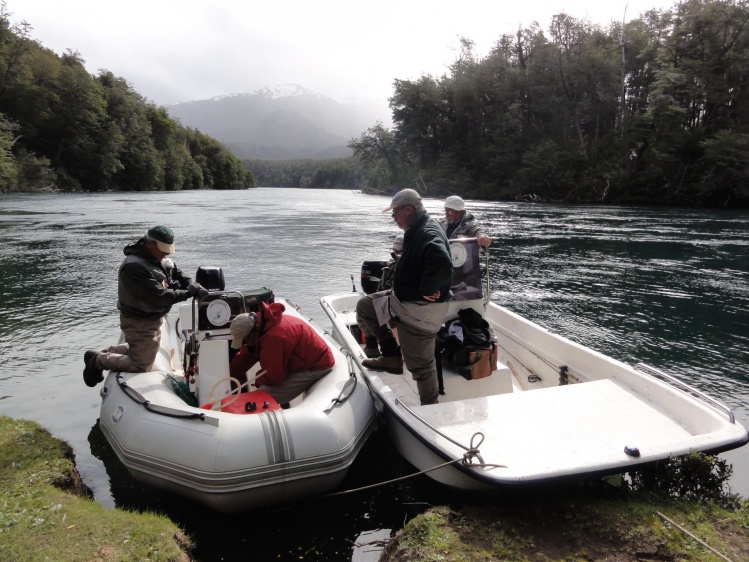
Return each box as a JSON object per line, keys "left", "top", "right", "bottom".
{"left": 98, "top": 268, "right": 376, "bottom": 513}
{"left": 320, "top": 239, "right": 748, "bottom": 491}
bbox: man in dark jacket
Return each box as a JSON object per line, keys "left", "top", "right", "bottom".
{"left": 356, "top": 189, "right": 453, "bottom": 405}
{"left": 228, "top": 301, "right": 335, "bottom": 405}
{"left": 82, "top": 226, "right": 208, "bottom": 386}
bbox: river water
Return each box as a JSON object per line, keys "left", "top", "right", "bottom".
{"left": 1, "top": 188, "right": 748, "bottom": 561}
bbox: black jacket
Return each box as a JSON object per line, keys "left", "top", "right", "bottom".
{"left": 393, "top": 211, "right": 453, "bottom": 303}
{"left": 117, "top": 239, "right": 192, "bottom": 318}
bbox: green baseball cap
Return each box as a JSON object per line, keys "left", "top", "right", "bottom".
{"left": 147, "top": 225, "right": 176, "bottom": 254}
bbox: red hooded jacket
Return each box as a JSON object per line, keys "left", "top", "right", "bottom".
{"left": 229, "top": 301, "right": 334, "bottom": 387}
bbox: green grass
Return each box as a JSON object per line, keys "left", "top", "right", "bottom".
{"left": 3, "top": 414, "right": 748, "bottom": 562}
{"left": 0, "top": 415, "right": 193, "bottom": 562}
{"left": 381, "top": 473, "right": 749, "bottom": 561}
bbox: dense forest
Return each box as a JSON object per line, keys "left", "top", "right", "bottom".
{"left": 3, "top": 0, "right": 748, "bottom": 205}
{"left": 247, "top": 157, "right": 367, "bottom": 189}
{"left": 350, "top": 0, "right": 749, "bottom": 206}
{"left": 0, "top": 4, "right": 254, "bottom": 192}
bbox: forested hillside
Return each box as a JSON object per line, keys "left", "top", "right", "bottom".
{"left": 0, "top": 6, "right": 254, "bottom": 192}
{"left": 4, "top": 0, "right": 748, "bottom": 204}
{"left": 350, "top": 0, "right": 749, "bottom": 206}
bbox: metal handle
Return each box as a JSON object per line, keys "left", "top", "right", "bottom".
{"left": 484, "top": 245, "right": 490, "bottom": 308}
{"left": 633, "top": 362, "right": 735, "bottom": 424}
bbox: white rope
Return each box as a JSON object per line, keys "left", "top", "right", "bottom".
{"left": 321, "top": 432, "right": 506, "bottom": 498}
{"left": 656, "top": 511, "right": 734, "bottom": 562}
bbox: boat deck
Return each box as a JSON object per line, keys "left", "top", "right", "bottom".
{"left": 382, "top": 363, "right": 697, "bottom": 479}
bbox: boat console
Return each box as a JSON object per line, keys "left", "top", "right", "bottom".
{"left": 176, "top": 266, "right": 275, "bottom": 406}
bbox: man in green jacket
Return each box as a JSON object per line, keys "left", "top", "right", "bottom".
{"left": 438, "top": 195, "right": 491, "bottom": 247}
{"left": 356, "top": 189, "right": 453, "bottom": 405}
{"left": 82, "top": 226, "right": 207, "bottom": 386}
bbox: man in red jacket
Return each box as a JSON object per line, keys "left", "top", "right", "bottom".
{"left": 228, "top": 301, "right": 335, "bottom": 405}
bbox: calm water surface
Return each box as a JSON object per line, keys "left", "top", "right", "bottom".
{"left": 1, "top": 189, "right": 748, "bottom": 561}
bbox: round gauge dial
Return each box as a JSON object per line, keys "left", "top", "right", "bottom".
{"left": 450, "top": 242, "right": 467, "bottom": 268}
{"left": 206, "top": 299, "right": 232, "bottom": 326}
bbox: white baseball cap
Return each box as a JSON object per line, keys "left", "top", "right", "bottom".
{"left": 444, "top": 196, "right": 465, "bottom": 212}
{"left": 230, "top": 313, "right": 257, "bottom": 349}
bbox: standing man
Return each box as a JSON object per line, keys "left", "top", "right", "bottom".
{"left": 438, "top": 195, "right": 491, "bottom": 247}
{"left": 82, "top": 226, "right": 208, "bottom": 386}
{"left": 356, "top": 189, "right": 453, "bottom": 405}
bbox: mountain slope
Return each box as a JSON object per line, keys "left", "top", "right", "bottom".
{"left": 167, "top": 85, "right": 388, "bottom": 160}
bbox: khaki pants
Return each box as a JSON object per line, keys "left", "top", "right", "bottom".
{"left": 95, "top": 314, "right": 163, "bottom": 373}
{"left": 357, "top": 291, "right": 447, "bottom": 405}
{"left": 258, "top": 368, "right": 332, "bottom": 405}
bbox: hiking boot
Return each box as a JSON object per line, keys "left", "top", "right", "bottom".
{"left": 363, "top": 346, "right": 380, "bottom": 358}
{"left": 362, "top": 355, "right": 403, "bottom": 375}
{"left": 83, "top": 350, "right": 104, "bottom": 387}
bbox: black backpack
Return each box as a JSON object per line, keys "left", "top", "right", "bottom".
{"left": 436, "top": 308, "right": 495, "bottom": 386}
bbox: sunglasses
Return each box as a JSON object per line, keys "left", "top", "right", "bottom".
{"left": 391, "top": 205, "right": 410, "bottom": 217}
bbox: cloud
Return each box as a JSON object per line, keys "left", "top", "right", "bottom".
{"left": 11, "top": 0, "right": 677, "bottom": 106}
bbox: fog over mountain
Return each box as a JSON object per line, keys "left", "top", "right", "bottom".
{"left": 167, "top": 85, "right": 391, "bottom": 160}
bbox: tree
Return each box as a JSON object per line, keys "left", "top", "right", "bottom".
{"left": 349, "top": 121, "right": 402, "bottom": 187}
{"left": 0, "top": 6, "right": 253, "bottom": 192}
{"left": 698, "top": 131, "right": 749, "bottom": 204}
{"left": 0, "top": 112, "right": 16, "bottom": 189}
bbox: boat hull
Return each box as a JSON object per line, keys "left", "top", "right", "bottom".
{"left": 321, "top": 291, "right": 749, "bottom": 491}
{"left": 99, "top": 298, "right": 376, "bottom": 513}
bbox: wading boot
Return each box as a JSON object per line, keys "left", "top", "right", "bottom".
{"left": 363, "top": 335, "right": 379, "bottom": 358}
{"left": 363, "top": 346, "right": 380, "bottom": 358}
{"left": 83, "top": 350, "right": 104, "bottom": 387}
{"left": 361, "top": 355, "right": 403, "bottom": 375}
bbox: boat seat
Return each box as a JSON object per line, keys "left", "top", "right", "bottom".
{"left": 440, "top": 360, "right": 513, "bottom": 401}
{"left": 152, "top": 319, "right": 175, "bottom": 373}
{"left": 382, "top": 359, "right": 514, "bottom": 408}
{"left": 197, "top": 339, "right": 232, "bottom": 404}
{"left": 177, "top": 301, "right": 197, "bottom": 341}
{"left": 444, "top": 298, "right": 484, "bottom": 324}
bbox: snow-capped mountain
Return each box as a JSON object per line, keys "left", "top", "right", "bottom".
{"left": 167, "top": 85, "right": 390, "bottom": 160}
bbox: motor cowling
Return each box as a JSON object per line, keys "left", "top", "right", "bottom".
{"left": 361, "top": 260, "right": 388, "bottom": 294}
{"left": 195, "top": 266, "right": 226, "bottom": 291}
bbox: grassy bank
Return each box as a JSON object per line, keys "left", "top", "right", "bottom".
{"left": 381, "top": 483, "right": 749, "bottom": 561}
{"left": 3, "top": 413, "right": 748, "bottom": 561}
{"left": 0, "top": 415, "right": 193, "bottom": 562}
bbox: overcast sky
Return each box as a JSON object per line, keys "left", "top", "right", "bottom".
{"left": 11, "top": 0, "right": 677, "bottom": 109}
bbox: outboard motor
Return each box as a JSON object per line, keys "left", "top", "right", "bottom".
{"left": 361, "top": 260, "right": 388, "bottom": 294}
{"left": 195, "top": 266, "right": 226, "bottom": 291}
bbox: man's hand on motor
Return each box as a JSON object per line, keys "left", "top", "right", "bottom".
{"left": 187, "top": 283, "right": 209, "bottom": 298}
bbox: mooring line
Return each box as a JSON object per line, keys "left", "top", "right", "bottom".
{"left": 320, "top": 449, "right": 507, "bottom": 498}
{"left": 656, "top": 511, "right": 733, "bottom": 562}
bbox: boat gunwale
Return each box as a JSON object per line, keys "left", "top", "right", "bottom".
{"left": 319, "top": 292, "right": 749, "bottom": 488}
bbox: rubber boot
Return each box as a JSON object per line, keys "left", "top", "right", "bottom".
{"left": 363, "top": 335, "right": 379, "bottom": 358}
{"left": 362, "top": 338, "right": 403, "bottom": 374}
{"left": 83, "top": 350, "right": 104, "bottom": 387}
{"left": 380, "top": 337, "right": 401, "bottom": 358}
